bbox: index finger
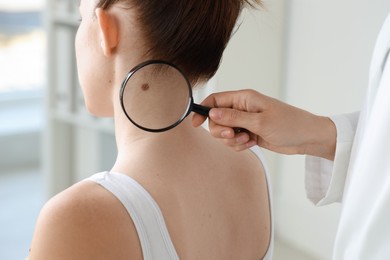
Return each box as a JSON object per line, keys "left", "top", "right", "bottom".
{"left": 192, "top": 91, "right": 238, "bottom": 127}
{"left": 193, "top": 89, "right": 262, "bottom": 128}
{"left": 200, "top": 90, "right": 242, "bottom": 109}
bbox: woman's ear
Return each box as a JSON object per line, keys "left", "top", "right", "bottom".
{"left": 95, "top": 8, "right": 119, "bottom": 57}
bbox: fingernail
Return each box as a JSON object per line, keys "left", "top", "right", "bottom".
{"left": 209, "top": 109, "right": 221, "bottom": 120}
{"left": 236, "top": 136, "right": 247, "bottom": 144}
{"left": 221, "top": 130, "right": 231, "bottom": 138}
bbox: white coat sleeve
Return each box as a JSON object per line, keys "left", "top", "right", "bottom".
{"left": 305, "top": 112, "right": 359, "bottom": 206}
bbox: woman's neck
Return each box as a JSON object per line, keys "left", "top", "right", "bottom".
{"left": 109, "top": 66, "right": 208, "bottom": 174}
{"left": 111, "top": 102, "right": 200, "bottom": 173}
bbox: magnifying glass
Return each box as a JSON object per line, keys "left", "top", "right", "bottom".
{"left": 120, "top": 60, "right": 211, "bottom": 132}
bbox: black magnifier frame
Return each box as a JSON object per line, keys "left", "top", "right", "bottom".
{"left": 119, "top": 60, "right": 211, "bottom": 133}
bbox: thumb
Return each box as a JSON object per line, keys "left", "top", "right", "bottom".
{"left": 192, "top": 113, "right": 207, "bottom": 127}
{"left": 209, "top": 108, "right": 259, "bottom": 131}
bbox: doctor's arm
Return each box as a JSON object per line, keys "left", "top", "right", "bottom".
{"left": 192, "top": 89, "right": 337, "bottom": 160}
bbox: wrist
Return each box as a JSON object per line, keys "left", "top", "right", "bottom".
{"left": 304, "top": 116, "right": 336, "bottom": 161}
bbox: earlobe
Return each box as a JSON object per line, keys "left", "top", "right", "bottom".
{"left": 95, "top": 8, "right": 119, "bottom": 57}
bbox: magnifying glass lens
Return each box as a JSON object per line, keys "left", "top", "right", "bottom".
{"left": 121, "top": 62, "right": 191, "bottom": 131}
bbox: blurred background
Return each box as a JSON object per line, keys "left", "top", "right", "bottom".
{"left": 1, "top": 0, "right": 389, "bottom": 259}
{"left": 0, "top": 0, "right": 45, "bottom": 259}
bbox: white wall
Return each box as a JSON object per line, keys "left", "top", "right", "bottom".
{"left": 216, "top": 0, "right": 390, "bottom": 259}
{"left": 216, "top": 0, "right": 285, "bottom": 98}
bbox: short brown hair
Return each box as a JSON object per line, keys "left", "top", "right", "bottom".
{"left": 96, "top": 0, "right": 262, "bottom": 82}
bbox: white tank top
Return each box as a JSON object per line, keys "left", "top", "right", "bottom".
{"left": 86, "top": 146, "right": 273, "bottom": 259}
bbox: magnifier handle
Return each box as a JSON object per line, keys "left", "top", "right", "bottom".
{"left": 192, "top": 103, "right": 211, "bottom": 116}
{"left": 233, "top": 127, "right": 246, "bottom": 134}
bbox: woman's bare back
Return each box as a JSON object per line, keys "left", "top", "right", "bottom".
{"left": 120, "top": 127, "right": 271, "bottom": 259}
{"left": 29, "top": 126, "right": 271, "bottom": 260}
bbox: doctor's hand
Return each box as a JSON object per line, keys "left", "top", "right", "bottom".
{"left": 192, "top": 89, "right": 336, "bottom": 160}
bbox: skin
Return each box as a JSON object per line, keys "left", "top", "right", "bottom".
{"left": 28, "top": 1, "right": 271, "bottom": 259}
{"left": 192, "top": 89, "right": 337, "bottom": 161}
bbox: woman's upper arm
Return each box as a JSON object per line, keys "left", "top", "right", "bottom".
{"left": 28, "top": 181, "right": 141, "bottom": 260}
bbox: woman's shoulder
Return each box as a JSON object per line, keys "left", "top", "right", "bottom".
{"left": 29, "top": 179, "right": 142, "bottom": 260}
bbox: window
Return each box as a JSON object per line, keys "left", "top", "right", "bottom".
{"left": 0, "top": 1, "right": 45, "bottom": 94}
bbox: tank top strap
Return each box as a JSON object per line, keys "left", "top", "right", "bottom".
{"left": 86, "top": 171, "right": 180, "bottom": 260}
{"left": 250, "top": 146, "right": 274, "bottom": 260}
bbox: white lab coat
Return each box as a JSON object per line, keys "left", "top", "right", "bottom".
{"left": 305, "top": 13, "right": 390, "bottom": 259}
